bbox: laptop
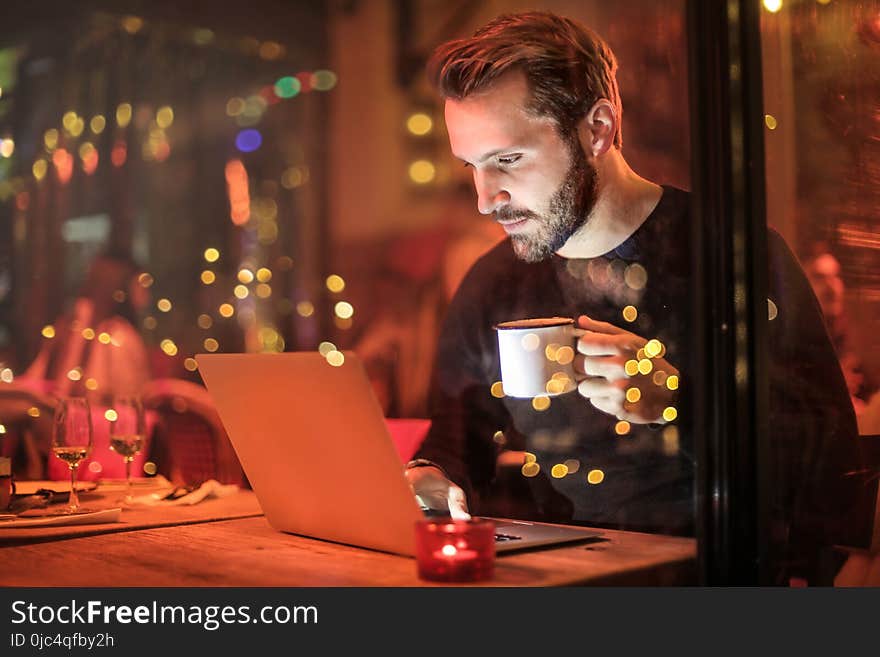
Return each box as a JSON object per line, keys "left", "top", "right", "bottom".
{"left": 196, "top": 351, "right": 599, "bottom": 556}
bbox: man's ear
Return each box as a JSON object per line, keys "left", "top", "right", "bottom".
{"left": 576, "top": 99, "right": 617, "bottom": 158}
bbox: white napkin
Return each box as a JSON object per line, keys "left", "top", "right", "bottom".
{"left": 128, "top": 479, "right": 239, "bottom": 506}
{"left": 0, "top": 507, "right": 122, "bottom": 528}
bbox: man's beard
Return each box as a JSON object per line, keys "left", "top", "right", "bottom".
{"left": 498, "top": 142, "right": 598, "bottom": 263}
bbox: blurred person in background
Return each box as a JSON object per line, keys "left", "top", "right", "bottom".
{"left": 354, "top": 187, "right": 503, "bottom": 419}
{"left": 803, "top": 247, "right": 877, "bottom": 416}
{"left": 0, "top": 250, "right": 152, "bottom": 477}
{"left": 19, "top": 249, "right": 152, "bottom": 402}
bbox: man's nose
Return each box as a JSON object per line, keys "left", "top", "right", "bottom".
{"left": 474, "top": 171, "right": 510, "bottom": 215}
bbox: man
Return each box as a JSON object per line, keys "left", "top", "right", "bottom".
{"left": 802, "top": 248, "right": 876, "bottom": 414}
{"left": 405, "top": 11, "right": 866, "bottom": 583}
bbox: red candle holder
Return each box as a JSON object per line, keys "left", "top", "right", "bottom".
{"left": 415, "top": 518, "right": 495, "bottom": 583}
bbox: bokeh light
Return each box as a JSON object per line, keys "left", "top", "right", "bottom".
{"left": 90, "top": 115, "right": 106, "bottom": 134}
{"left": 116, "top": 103, "right": 133, "bottom": 127}
{"left": 531, "top": 396, "right": 551, "bottom": 411}
{"left": 226, "top": 98, "right": 245, "bottom": 117}
{"left": 326, "top": 274, "right": 345, "bottom": 293}
{"left": 160, "top": 339, "right": 178, "bottom": 356}
{"left": 334, "top": 301, "right": 354, "bottom": 319}
{"left": 33, "top": 160, "right": 48, "bottom": 181}
{"left": 156, "top": 106, "right": 174, "bottom": 129}
{"left": 235, "top": 129, "right": 262, "bottom": 153}
{"left": 121, "top": 16, "right": 144, "bottom": 33}
{"left": 624, "top": 264, "right": 648, "bottom": 290}
{"left": 44, "top": 129, "right": 59, "bottom": 150}
{"left": 311, "top": 70, "right": 338, "bottom": 91}
{"left": 274, "top": 76, "right": 302, "bottom": 99}
{"left": 408, "top": 160, "right": 435, "bottom": 184}
{"left": 521, "top": 333, "right": 540, "bottom": 351}
{"left": 406, "top": 112, "right": 433, "bottom": 136}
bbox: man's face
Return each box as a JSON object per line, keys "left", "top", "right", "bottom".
{"left": 805, "top": 253, "right": 844, "bottom": 318}
{"left": 445, "top": 71, "right": 597, "bottom": 262}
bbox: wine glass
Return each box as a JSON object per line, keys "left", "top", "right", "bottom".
{"left": 51, "top": 397, "right": 94, "bottom": 513}
{"left": 108, "top": 395, "right": 145, "bottom": 505}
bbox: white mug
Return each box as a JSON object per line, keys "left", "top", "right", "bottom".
{"left": 494, "top": 317, "right": 579, "bottom": 398}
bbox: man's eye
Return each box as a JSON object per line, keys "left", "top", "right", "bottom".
{"left": 497, "top": 155, "right": 521, "bottom": 166}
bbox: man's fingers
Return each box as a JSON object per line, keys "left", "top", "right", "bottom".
{"left": 577, "top": 314, "right": 625, "bottom": 335}
{"left": 587, "top": 395, "right": 622, "bottom": 417}
{"left": 576, "top": 331, "right": 621, "bottom": 356}
{"left": 447, "top": 486, "right": 471, "bottom": 520}
{"left": 578, "top": 377, "right": 624, "bottom": 401}
{"left": 576, "top": 355, "right": 628, "bottom": 380}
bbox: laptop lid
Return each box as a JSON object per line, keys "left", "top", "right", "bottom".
{"left": 196, "top": 351, "right": 599, "bottom": 556}
{"left": 196, "top": 351, "right": 422, "bottom": 555}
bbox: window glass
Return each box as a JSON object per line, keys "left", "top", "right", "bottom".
{"left": 760, "top": 0, "right": 879, "bottom": 584}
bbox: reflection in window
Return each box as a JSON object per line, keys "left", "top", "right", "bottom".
{"left": 761, "top": 0, "right": 880, "bottom": 583}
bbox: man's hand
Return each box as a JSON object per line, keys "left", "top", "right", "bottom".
{"left": 404, "top": 465, "right": 471, "bottom": 520}
{"left": 573, "top": 314, "right": 679, "bottom": 424}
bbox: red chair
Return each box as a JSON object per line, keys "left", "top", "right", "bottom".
{"left": 141, "top": 378, "right": 245, "bottom": 487}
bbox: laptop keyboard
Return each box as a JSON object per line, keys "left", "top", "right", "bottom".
{"left": 420, "top": 509, "right": 523, "bottom": 542}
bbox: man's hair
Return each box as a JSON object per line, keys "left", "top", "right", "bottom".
{"left": 428, "top": 11, "right": 623, "bottom": 148}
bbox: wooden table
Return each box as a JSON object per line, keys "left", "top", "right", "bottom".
{"left": 0, "top": 489, "right": 696, "bottom": 586}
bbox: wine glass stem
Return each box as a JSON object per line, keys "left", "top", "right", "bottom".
{"left": 69, "top": 463, "right": 80, "bottom": 511}
{"left": 125, "top": 458, "right": 133, "bottom": 502}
